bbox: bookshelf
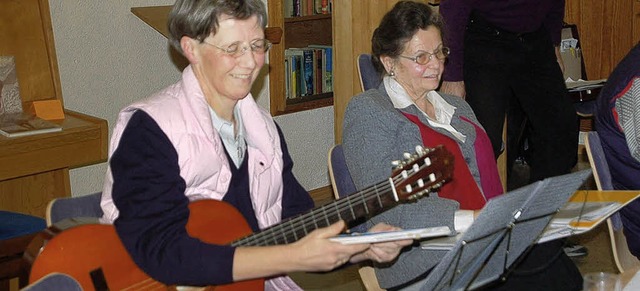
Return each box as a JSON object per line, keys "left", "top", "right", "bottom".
{"left": 267, "top": 2, "right": 333, "bottom": 116}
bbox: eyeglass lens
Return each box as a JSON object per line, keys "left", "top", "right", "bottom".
{"left": 222, "top": 39, "right": 271, "bottom": 57}
{"left": 415, "top": 47, "right": 450, "bottom": 64}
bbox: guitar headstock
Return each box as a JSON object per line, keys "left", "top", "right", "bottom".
{"left": 390, "top": 145, "right": 454, "bottom": 201}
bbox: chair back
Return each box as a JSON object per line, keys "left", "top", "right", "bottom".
{"left": 0, "top": 211, "right": 45, "bottom": 288}
{"left": 584, "top": 131, "right": 614, "bottom": 191}
{"left": 357, "top": 54, "right": 382, "bottom": 91}
{"left": 22, "top": 273, "right": 82, "bottom": 291}
{"left": 46, "top": 192, "right": 103, "bottom": 226}
{"left": 328, "top": 144, "right": 357, "bottom": 200}
{"left": 585, "top": 131, "right": 640, "bottom": 274}
{"left": 327, "top": 144, "right": 385, "bottom": 291}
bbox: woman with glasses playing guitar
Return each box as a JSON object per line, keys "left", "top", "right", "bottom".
{"left": 26, "top": 1, "right": 457, "bottom": 290}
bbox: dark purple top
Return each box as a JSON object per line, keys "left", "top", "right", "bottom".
{"left": 439, "top": 0, "right": 566, "bottom": 81}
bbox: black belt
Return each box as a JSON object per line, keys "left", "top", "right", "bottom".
{"left": 467, "top": 12, "right": 541, "bottom": 40}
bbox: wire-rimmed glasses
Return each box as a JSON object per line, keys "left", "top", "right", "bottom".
{"left": 203, "top": 38, "right": 272, "bottom": 57}
{"left": 399, "top": 46, "right": 450, "bottom": 65}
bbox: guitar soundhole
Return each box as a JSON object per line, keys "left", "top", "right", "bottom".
{"left": 90, "top": 268, "right": 110, "bottom": 291}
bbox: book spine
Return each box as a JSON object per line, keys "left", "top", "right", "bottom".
{"left": 321, "top": 0, "right": 329, "bottom": 14}
{"left": 315, "top": 49, "right": 323, "bottom": 94}
{"left": 284, "top": 0, "right": 294, "bottom": 17}
{"left": 303, "top": 49, "right": 314, "bottom": 96}
{"left": 284, "top": 58, "right": 290, "bottom": 99}
{"left": 324, "top": 47, "right": 332, "bottom": 92}
{"left": 298, "top": 55, "right": 305, "bottom": 97}
{"left": 292, "top": 55, "right": 299, "bottom": 97}
{"left": 293, "top": 0, "right": 300, "bottom": 17}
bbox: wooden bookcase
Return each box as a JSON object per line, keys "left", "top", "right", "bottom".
{"left": 266, "top": 1, "right": 334, "bottom": 116}
{"left": 0, "top": 0, "right": 108, "bottom": 218}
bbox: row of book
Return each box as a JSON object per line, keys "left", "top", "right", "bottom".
{"left": 284, "top": 45, "right": 333, "bottom": 100}
{"left": 284, "top": 0, "right": 332, "bottom": 18}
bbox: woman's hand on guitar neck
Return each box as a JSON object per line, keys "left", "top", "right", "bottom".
{"left": 232, "top": 220, "right": 370, "bottom": 280}
{"left": 232, "top": 221, "right": 409, "bottom": 281}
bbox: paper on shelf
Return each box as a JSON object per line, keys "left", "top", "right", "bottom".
{"left": 565, "top": 78, "right": 607, "bottom": 92}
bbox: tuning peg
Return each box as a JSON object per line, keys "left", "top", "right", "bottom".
{"left": 403, "top": 152, "right": 413, "bottom": 160}
{"left": 415, "top": 145, "right": 425, "bottom": 155}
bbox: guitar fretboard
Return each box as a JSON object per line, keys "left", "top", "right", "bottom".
{"left": 231, "top": 178, "right": 398, "bottom": 247}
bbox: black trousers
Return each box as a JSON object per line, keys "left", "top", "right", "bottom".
{"left": 463, "top": 14, "right": 579, "bottom": 183}
{"left": 478, "top": 240, "right": 583, "bottom": 291}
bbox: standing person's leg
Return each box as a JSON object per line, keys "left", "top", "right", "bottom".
{"left": 463, "top": 25, "right": 516, "bottom": 159}
{"left": 511, "top": 29, "right": 578, "bottom": 182}
{"left": 506, "top": 99, "right": 531, "bottom": 189}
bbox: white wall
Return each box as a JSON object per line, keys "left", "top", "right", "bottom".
{"left": 48, "top": 0, "right": 333, "bottom": 196}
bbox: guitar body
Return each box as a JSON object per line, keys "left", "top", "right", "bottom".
{"left": 29, "top": 200, "right": 264, "bottom": 291}
{"left": 29, "top": 146, "right": 455, "bottom": 291}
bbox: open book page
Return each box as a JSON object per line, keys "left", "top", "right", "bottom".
{"left": 422, "top": 191, "right": 640, "bottom": 248}
{"left": 538, "top": 191, "right": 640, "bottom": 243}
{"left": 550, "top": 201, "right": 621, "bottom": 228}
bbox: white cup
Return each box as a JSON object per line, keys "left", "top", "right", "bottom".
{"left": 583, "top": 272, "right": 621, "bottom": 291}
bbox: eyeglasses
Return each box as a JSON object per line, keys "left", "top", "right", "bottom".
{"left": 399, "top": 46, "right": 450, "bottom": 65}
{"left": 203, "top": 39, "right": 272, "bottom": 57}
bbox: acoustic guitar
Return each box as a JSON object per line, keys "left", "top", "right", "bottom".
{"left": 27, "top": 145, "right": 454, "bottom": 291}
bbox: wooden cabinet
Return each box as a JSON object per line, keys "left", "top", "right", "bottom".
{"left": 0, "top": 0, "right": 108, "bottom": 217}
{"left": 266, "top": 2, "right": 334, "bottom": 116}
{"left": 565, "top": 0, "right": 640, "bottom": 79}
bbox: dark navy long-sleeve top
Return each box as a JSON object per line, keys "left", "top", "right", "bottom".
{"left": 110, "top": 110, "right": 313, "bottom": 286}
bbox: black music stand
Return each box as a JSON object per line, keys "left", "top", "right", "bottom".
{"left": 421, "top": 169, "right": 593, "bottom": 291}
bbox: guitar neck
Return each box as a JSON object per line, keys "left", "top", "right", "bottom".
{"left": 231, "top": 179, "right": 397, "bottom": 247}
{"left": 231, "top": 145, "right": 454, "bottom": 247}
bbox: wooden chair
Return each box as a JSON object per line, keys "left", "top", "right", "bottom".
{"left": 328, "top": 144, "right": 385, "bottom": 291}
{"left": 45, "top": 192, "right": 103, "bottom": 226}
{"left": 356, "top": 54, "right": 382, "bottom": 91}
{"left": 21, "top": 273, "right": 81, "bottom": 291}
{"left": 0, "top": 211, "right": 46, "bottom": 290}
{"left": 584, "top": 131, "right": 640, "bottom": 274}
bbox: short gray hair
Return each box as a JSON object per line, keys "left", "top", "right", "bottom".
{"left": 168, "top": 0, "right": 268, "bottom": 55}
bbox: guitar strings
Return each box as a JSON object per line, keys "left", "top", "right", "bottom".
{"left": 235, "top": 180, "right": 396, "bottom": 246}
{"left": 234, "top": 158, "right": 443, "bottom": 247}
{"left": 120, "top": 277, "right": 165, "bottom": 290}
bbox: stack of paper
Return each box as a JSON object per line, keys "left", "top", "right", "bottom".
{"left": 566, "top": 78, "right": 607, "bottom": 92}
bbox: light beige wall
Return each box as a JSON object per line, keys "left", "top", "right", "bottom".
{"left": 49, "top": 0, "right": 332, "bottom": 196}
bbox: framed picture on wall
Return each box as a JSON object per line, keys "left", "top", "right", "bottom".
{"left": 0, "top": 56, "right": 23, "bottom": 115}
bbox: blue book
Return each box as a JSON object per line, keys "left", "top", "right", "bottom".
{"left": 308, "top": 45, "right": 332, "bottom": 92}
{"left": 302, "top": 49, "right": 314, "bottom": 96}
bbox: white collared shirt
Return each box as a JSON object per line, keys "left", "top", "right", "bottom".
{"left": 384, "top": 76, "right": 466, "bottom": 142}
{"left": 209, "top": 105, "right": 246, "bottom": 167}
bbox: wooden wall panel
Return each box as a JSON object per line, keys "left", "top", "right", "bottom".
{"left": 565, "top": 0, "right": 636, "bottom": 80}
{"left": 635, "top": 2, "right": 640, "bottom": 44}
{"left": 334, "top": 0, "right": 414, "bottom": 143}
